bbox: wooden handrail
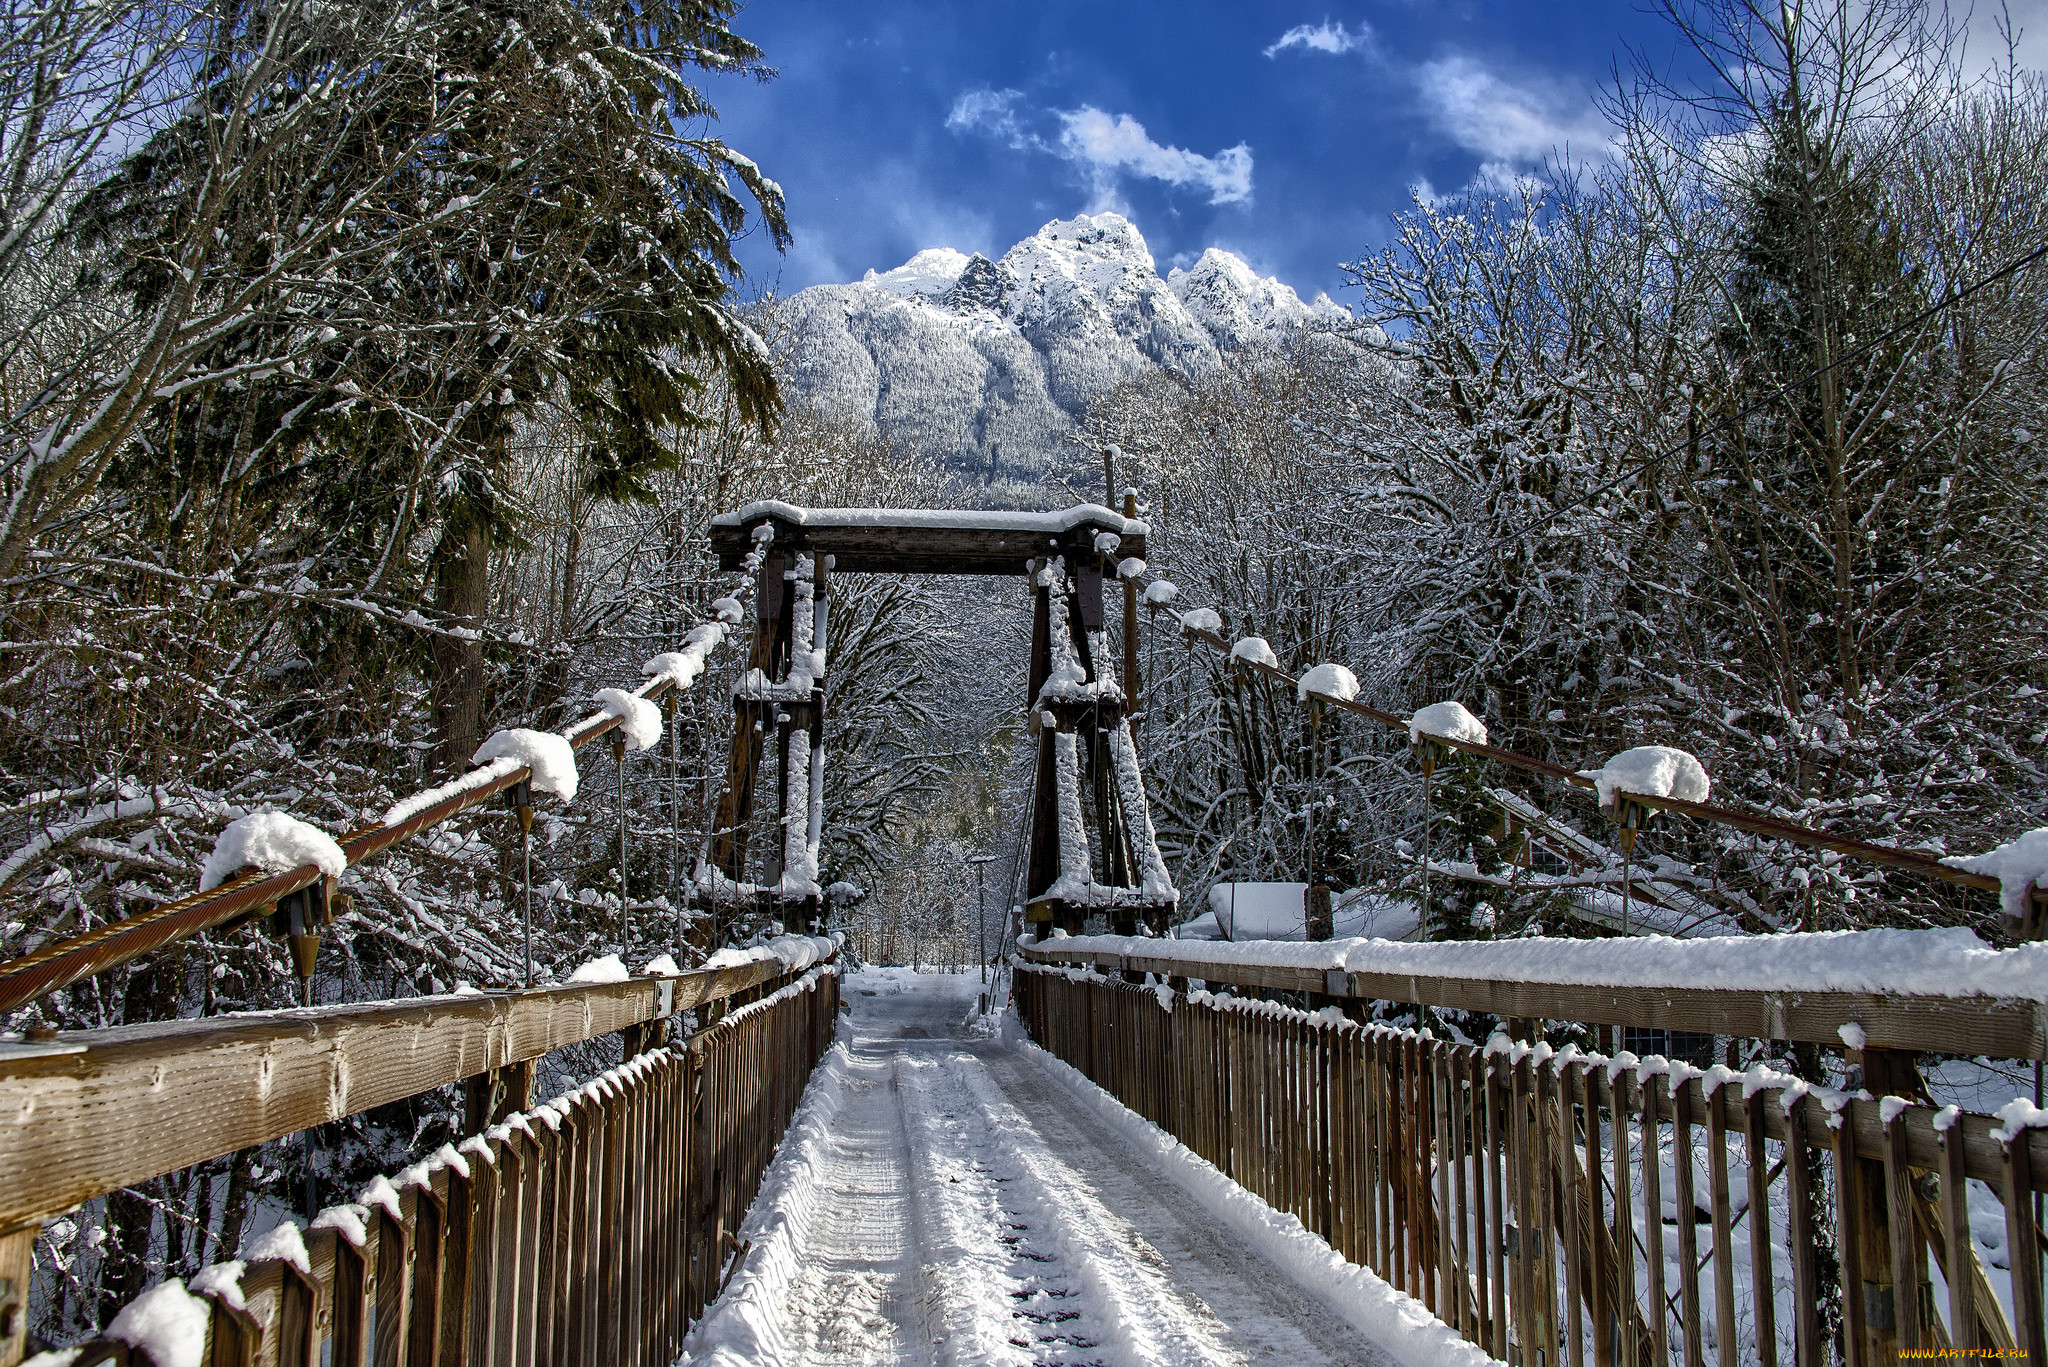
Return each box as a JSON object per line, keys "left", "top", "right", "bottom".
{"left": 0, "top": 678, "right": 670, "bottom": 1016}
{"left": 12, "top": 961, "right": 844, "bottom": 1367}
{"left": 0, "top": 948, "right": 829, "bottom": 1230}
{"left": 1173, "top": 619, "right": 2040, "bottom": 913}
{"left": 1015, "top": 941, "right": 2048, "bottom": 1060}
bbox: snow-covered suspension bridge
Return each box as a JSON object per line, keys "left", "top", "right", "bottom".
{"left": 1, "top": 504, "right": 2046, "bottom": 1367}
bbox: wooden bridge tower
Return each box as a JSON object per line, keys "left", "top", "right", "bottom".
{"left": 707, "top": 502, "right": 1178, "bottom": 940}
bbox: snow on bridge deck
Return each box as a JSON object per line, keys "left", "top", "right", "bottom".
{"left": 679, "top": 969, "right": 1469, "bottom": 1367}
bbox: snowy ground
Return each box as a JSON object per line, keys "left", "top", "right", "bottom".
{"left": 679, "top": 967, "right": 1420, "bottom": 1367}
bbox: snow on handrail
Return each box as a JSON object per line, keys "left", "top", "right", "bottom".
{"left": 1024, "top": 927, "right": 2048, "bottom": 1005}
{"left": 1143, "top": 585, "right": 2028, "bottom": 912}
{"left": 0, "top": 533, "right": 780, "bottom": 1015}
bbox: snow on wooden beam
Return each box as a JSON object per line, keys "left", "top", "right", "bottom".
{"left": 709, "top": 502, "right": 1148, "bottom": 575}
{"left": 1016, "top": 939, "right": 2048, "bottom": 1060}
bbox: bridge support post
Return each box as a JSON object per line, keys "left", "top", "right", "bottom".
{"left": 622, "top": 1017, "right": 669, "bottom": 1058}
{"left": 0, "top": 1226, "right": 30, "bottom": 1367}
{"left": 1072, "top": 562, "right": 1135, "bottom": 902}
{"left": 1025, "top": 565, "right": 1061, "bottom": 928}
{"left": 462, "top": 1059, "right": 533, "bottom": 1134}
{"left": 1850, "top": 1045, "right": 1931, "bottom": 1363}
{"left": 1121, "top": 488, "right": 1140, "bottom": 719}
{"left": 789, "top": 557, "right": 830, "bottom": 935}
{"left": 711, "top": 547, "right": 793, "bottom": 894}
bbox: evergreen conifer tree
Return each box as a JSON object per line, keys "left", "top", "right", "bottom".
{"left": 76, "top": 0, "right": 788, "bottom": 766}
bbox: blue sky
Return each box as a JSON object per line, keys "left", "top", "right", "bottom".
{"left": 704, "top": 1, "right": 2048, "bottom": 306}
{"left": 701, "top": 0, "right": 1688, "bottom": 304}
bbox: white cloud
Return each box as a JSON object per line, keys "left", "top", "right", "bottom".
{"left": 1265, "top": 20, "right": 1373, "bottom": 58}
{"left": 1056, "top": 107, "right": 1253, "bottom": 204}
{"left": 947, "top": 88, "right": 1254, "bottom": 207}
{"left": 1470, "top": 161, "right": 1548, "bottom": 198}
{"left": 946, "top": 88, "right": 1031, "bottom": 147}
{"left": 780, "top": 232, "right": 848, "bottom": 288}
{"left": 1415, "top": 55, "right": 1611, "bottom": 165}
{"left": 871, "top": 159, "right": 996, "bottom": 258}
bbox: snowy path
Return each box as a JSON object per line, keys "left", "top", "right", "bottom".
{"left": 683, "top": 968, "right": 1406, "bottom": 1367}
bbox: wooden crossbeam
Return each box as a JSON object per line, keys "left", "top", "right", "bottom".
{"left": 708, "top": 504, "right": 1146, "bottom": 576}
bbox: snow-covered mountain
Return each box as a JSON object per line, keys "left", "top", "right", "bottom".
{"left": 778, "top": 213, "right": 1347, "bottom": 485}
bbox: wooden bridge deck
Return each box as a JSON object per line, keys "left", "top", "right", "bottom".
{"left": 716, "top": 969, "right": 1406, "bottom": 1366}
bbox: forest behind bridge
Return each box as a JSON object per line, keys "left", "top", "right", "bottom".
{"left": 2, "top": 0, "right": 2046, "bottom": 1339}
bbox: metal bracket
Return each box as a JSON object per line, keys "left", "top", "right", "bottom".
{"left": 1325, "top": 968, "right": 1350, "bottom": 997}
{"left": 657, "top": 979, "right": 676, "bottom": 1017}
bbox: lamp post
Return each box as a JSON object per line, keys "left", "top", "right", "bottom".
{"left": 967, "top": 854, "right": 998, "bottom": 985}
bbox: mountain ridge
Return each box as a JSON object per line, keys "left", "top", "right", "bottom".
{"left": 777, "top": 213, "right": 1347, "bottom": 487}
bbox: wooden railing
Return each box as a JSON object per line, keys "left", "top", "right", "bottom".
{"left": 5, "top": 950, "right": 840, "bottom": 1367}
{"left": 1016, "top": 949, "right": 2047, "bottom": 1367}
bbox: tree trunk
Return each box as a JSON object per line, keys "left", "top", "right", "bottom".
{"left": 432, "top": 517, "right": 489, "bottom": 775}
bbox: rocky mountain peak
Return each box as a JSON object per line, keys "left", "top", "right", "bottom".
{"left": 941, "top": 253, "right": 1014, "bottom": 313}
{"left": 1169, "top": 246, "right": 1347, "bottom": 352}
{"left": 861, "top": 247, "right": 971, "bottom": 299}
{"left": 779, "top": 214, "right": 1350, "bottom": 492}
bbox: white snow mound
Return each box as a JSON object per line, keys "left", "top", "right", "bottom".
{"left": 106, "top": 1278, "right": 210, "bottom": 1367}
{"left": 1581, "top": 744, "right": 1710, "bottom": 807}
{"left": 593, "top": 687, "right": 662, "bottom": 751}
{"left": 1298, "top": 663, "right": 1359, "bottom": 704}
{"left": 1943, "top": 827, "right": 2048, "bottom": 921}
{"left": 1992, "top": 1096, "right": 2048, "bottom": 1143}
{"left": 643, "top": 621, "right": 727, "bottom": 690}
{"left": 187, "top": 1260, "right": 248, "bottom": 1311}
{"left": 567, "top": 953, "right": 629, "bottom": 984}
{"left": 310, "top": 1204, "right": 368, "bottom": 1247}
{"left": 473, "top": 728, "right": 578, "bottom": 803}
{"left": 382, "top": 756, "right": 521, "bottom": 828}
{"left": 1179, "top": 607, "right": 1222, "bottom": 635}
{"left": 766, "top": 935, "right": 835, "bottom": 971}
{"left": 1230, "top": 636, "right": 1279, "bottom": 669}
{"left": 199, "top": 811, "right": 347, "bottom": 892}
{"left": 1143, "top": 580, "right": 1178, "bottom": 605}
{"left": 1117, "top": 557, "right": 1146, "bottom": 580}
{"left": 1408, "top": 701, "right": 1487, "bottom": 747}
{"left": 240, "top": 1221, "right": 309, "bottom": 1272}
